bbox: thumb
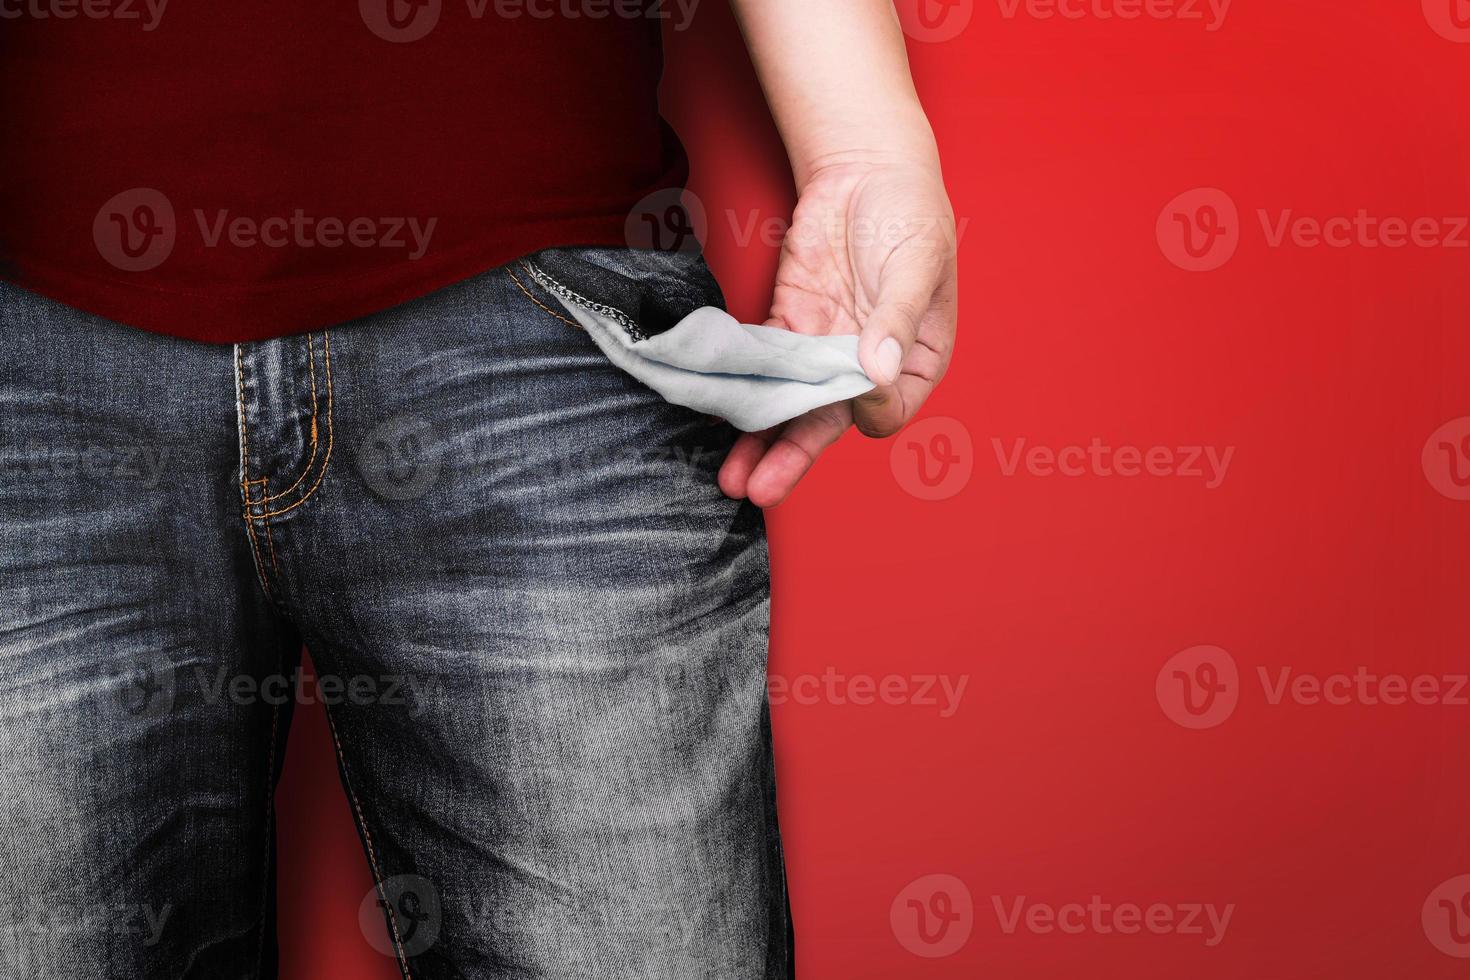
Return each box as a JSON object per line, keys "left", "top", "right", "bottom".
{"left": 852, "top": 252, "right": 940, "bottom": 437}
{"left": 857, "top": 253, "right": 939, "bottom": 387}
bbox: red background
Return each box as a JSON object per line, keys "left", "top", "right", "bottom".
{"left": 278, "top": 1, "right": 1470, "bottom": 976}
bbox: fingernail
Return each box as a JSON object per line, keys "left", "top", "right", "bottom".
{"left": 875, "top": 337, "right": 903, "bottom": 385}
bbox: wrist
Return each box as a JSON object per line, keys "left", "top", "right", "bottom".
{"left": 787, "top": 106, "right": 940, "bottom": 192}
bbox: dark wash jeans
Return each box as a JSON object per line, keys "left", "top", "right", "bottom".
{"left": 0, "top": 249, "right": 792, "bottom": 979}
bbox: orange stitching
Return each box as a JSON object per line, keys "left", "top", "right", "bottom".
{"left": 508, "top": 265, "right": 581, "bottom": 329}
{"left": 323, "top": 707, "right": 416, "bottom": 977}
{"left": 255, "top": 330, "right": 335, "bottom": 519}
{"left": 262, "top": 488, "right": 281, "bottom": 574}
{"left": 259, "top": 332, "right": 321, "bottom": 505}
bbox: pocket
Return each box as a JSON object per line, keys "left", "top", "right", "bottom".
{"left": 516, "top": 245, "right": 726, "bottom": 341}
{"left": 506, "top": 246, "right": 874, "bottom": 433}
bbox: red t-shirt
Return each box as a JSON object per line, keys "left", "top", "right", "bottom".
{"left": 0, "top": 1, "right": 687, "bottom": 342}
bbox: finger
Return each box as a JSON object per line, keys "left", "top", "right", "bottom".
{"left": 718, "top": 428, "right": 779, "bottom": 500}
{"left": 853, "top": 371, "right": 935, "bottom": 439}
{"left": 857, "top": 249, "right": 943, "bottom": 387}
{"left": 855, "top": 262, "right": 957, "bottom": 437}
{"left": 745, "top": 402, "right": 852, "bottom": 508}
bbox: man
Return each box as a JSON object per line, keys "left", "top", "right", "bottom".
{"left": 0, "top": 0, "right": 956, "bottom": 976}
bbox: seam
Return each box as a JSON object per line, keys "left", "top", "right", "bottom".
{"left": 522, "top": 260, "right": 648, "bottom": 341}
{"left": 258, "top": 332, "right": 321, "bottom": 505}
{"left": 323, "top": 706, "right": 416, "bottom": 979}
{"left": 261, "top": 481, "right": 281, "bottom": 574}
{"left": 253, "top": 693, "right": 283, "bottom": 978}
{"left": 507, "top": 266, "right": 581, "bottom": 330}
{"left": 243, "top": 519, "right": 275, "bottom": 602}
{"left": 235, "top": 345, "right": 276, "bottom": 602}
{"left": 253, "top": 330, "right": 335, "bottom": 520}
{"left": 236, "top": 345, "right": 254, "bottom": 495}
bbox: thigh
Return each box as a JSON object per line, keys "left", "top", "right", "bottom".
{"left": 289, "top": 259, "right": 790, "bottom": 978}
{"left": 0, "top": 283, "right": 299, "bottom": 979}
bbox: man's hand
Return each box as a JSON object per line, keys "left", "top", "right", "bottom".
{"left": 722, "top": 0, "right": 958, "bottom": 506}
{"left": 718, "top": 156, "right": 958, "bottom": 506}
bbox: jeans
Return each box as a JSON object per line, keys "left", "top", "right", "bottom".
{"left": 0, "top": 249, "right": 792, "bottom": 979}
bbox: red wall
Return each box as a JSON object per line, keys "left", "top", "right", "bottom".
{"left": 278, "top": 1, "right": 1470, "bottom": 975}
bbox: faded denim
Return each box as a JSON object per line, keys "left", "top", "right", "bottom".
{"left": 0, "top": 249, "right": 792, "bottom": 979}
